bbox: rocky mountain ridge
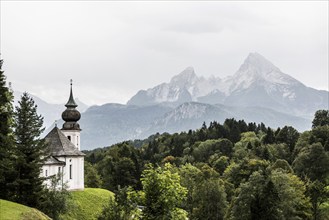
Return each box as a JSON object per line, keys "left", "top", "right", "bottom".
{"left": 128, "top": 53, "right": 328, "bottom": 118}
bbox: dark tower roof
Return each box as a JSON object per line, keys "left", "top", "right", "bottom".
{"left": 65, "top": 79, "right": 78, "bottom": 108}
{"left": 62, "top": 80, "right": 81, "bottom": 130}
{"left": 45, "top": 127, "right": 85, "bottom": 156}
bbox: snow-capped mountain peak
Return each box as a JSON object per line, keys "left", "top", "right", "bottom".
{"left": 170, "top": 66, "right": 198, "bottom": 87}
{"left": 228, "top": 52, "right": 302, "bottom": 93}
{"left": 238, "top": 52, "right": 280, "bottom": 75}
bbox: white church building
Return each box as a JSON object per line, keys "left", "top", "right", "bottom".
{"left": 41, "top": 81, "right": 85, "bottom": 191}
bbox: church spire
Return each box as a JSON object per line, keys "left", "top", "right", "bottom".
{"left": 65, "top": 79, "right": 78, "bottom": 108}
{"left": 62, "top": 79, "right": 81, "bottom": 131}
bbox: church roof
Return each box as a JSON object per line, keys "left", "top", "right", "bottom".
{"left": 44, "top": 156, "right": 65, "bottom": 165}
{"left": 45, "top": 127, "right": 85, "bottom": 157}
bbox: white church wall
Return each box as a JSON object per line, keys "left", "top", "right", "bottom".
{"left": 58, "top": 156, "right": 84, "bottom": 190}
{"left": 41, "top": 164, "right": 64, "bottom": 188}
{"left": 61, "top": 130, "right": 81, "bottom": 150}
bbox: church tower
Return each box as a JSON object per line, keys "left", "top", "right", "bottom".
{"left": 61, "top": 80, "right": 81, "bottom": 150}
{"left": 43, "top": 79, "right": 84, "bottom": 191}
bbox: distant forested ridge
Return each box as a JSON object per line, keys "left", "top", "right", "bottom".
{"left": 84, "top": 110, "right": 329, "bottom": 219}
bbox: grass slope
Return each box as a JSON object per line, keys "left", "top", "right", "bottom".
{"left": 0, "top": 199, "right": 51, "bottom": 220}
{"left": 61, "top": 188, "right": 114, "bottom": 220}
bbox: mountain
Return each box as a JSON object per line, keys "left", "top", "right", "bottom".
{"left": 221, "top": 53, "right": 328, "bottom": 117}
{"left": 17, "top": 53, "right": 328, "bottom": 150}
{"left": 127, "top": 66, "right": 223, "bottom": 106}
{"left": 76, "top": 101, "right": 311, "bottom": 149}
{"left": 79, "top": 103, "right": 173, "bottom": 149}
{"left": 127, "top": 53, "right": 328, "bottom": 118}
{"left": 13, "top": 91, "right": 88, "bottom": 129}
{"left": 145, "top": 102, "right": 310, "bottom": 136}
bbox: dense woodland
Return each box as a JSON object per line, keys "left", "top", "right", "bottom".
{"left": 85, "top": 110, "right": 329, "bottom": 220}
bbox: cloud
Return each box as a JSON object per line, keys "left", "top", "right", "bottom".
{"left": 2, "top": 1, "right": 328, "bottom": 105}
{"left": 165, "top": 22, "right": 223, "bottom": 34}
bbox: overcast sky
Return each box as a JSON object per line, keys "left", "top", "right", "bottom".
{"left": 1, "top": 1, "right": 328, "bottom": 106}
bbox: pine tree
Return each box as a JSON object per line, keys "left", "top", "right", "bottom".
{"left": 13, "top": 92, "right": 47, "bottom": 207}
{"left": 0, "top": 59, "right": 16, "bottom": 200}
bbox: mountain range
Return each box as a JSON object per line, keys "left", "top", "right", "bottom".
{"left": 128, "top": 53, "right": 327, "bottom": 118}
{"left": 14, "top": 53, "right": 329, "bottom": 149}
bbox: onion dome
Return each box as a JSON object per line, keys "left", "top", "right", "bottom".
{"left": 62, "top": 80, "right": 81, "bottom": 130}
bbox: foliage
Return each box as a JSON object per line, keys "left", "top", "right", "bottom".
{"left": 97, "top": 197, "right": 123, "bottom": 220}
{"left": 312, "top": 110, "right": 329, "bottom": 128}
{"left": 85, "top": 161, "right": 102, "bottom": 188}
{"left": 227, "top": 170, "right": 312, "bottom": 220}
{"left": 37, "top": 174, "right": 71, "bottom": 220}
{"left": 191, "top": 177, "right": 227, "bottom": 220}
{"left": 140, "top": 163, "right": 187, "bottom": 220}
{"left": 276, "top": 126, "right": 299, "bottom": 154}
{"left": 306, "top": 180, "right": 329, "bottom": 220}
{"left": 293, "top": 143, "right": 329, "bottom": 182}
{"left": 12, "top": 92, "right": 47, "bottom": 207}
{"left": 0, "top": 59, "right": 16, "bottom": 201}
{"left": 98, "top": 187, "right": 142, "bottom": 220}
{"left": 95, "top": 143, "right": 141, "bottom": 191}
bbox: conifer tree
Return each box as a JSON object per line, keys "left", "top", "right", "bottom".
{"left": 13, "top": 92, "right": 47, "bottom": 207}
{"left": 0, "top": 59, "right": 16, "bottom": 200}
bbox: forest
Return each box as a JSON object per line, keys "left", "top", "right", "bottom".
{"left": 84, "top": 110, "right": 329, "bottom": 220}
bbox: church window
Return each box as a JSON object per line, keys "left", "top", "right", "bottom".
{"left": 68, "top": 136, "right": 71, "bottom": 141}
{"left": 69, "top": 164, "right": 72, "bottom": 179}
{"left": 45, "top": 170, "right": 48, "bottom": 177}
{"left": 58, "top": 167, "right": 61, "bottom": 174}
{"left": 77, "top": 136, "right": 79, "bottom": 146}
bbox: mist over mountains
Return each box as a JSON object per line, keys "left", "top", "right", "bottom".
{"left": 16, "top": 53, "right": 328, "bottom": 150}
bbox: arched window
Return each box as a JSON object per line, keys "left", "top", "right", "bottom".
{"left": 67, "top": 136, "right": 71, "bottom": 141}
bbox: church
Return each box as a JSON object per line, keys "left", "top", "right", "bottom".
{"left": 41, "top": 81, "right": 85, "bottom": 191}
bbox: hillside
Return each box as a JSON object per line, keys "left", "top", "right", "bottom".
{"left": 0, "top": 199, "right": 51, "bottom": 220}
{"left": 61, "top": 188, "right": 114, "bottom": 220}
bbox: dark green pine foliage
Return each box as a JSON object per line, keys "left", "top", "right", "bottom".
{"left": 0, "top": 59, "right": 16, "bottom": 200}
{"left": 13, "top": 92, "right": 47, "bottom": 207}
{"left": 312, "top": 110, "right": 329, "bottom": 128}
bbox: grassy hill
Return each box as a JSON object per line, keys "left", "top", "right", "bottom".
{"left": 0, "top": 199, "right": 51, "bottom": 220}
{"left": 61, "top": 188, "right": 114, "bottom": 220}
